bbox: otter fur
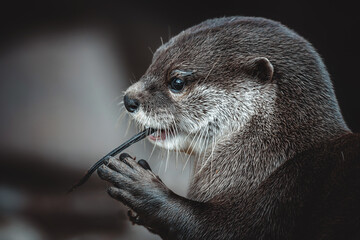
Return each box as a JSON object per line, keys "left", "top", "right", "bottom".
{"left": 97, "top": 16, "right": 360, "bottom": 239}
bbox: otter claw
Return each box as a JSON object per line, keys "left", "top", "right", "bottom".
{"left": 138, "top": 159, "right": 152, "bottom": 171}
{"left": 128, "top": 209, "right": 142, "bottom": 225}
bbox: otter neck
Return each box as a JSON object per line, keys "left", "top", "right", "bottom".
{"left": 187, "top": 114, "right": 349, "bottom": 202}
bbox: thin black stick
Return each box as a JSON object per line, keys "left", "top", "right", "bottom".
{"left": 68, "top": 128, "right": 156, "bottom": 193}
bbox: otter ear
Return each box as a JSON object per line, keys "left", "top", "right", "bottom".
{"left": 243, "top": 57, "right": 274, "bottom": 83}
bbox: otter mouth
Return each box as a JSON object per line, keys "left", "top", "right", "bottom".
{"left": 148, "top": 128, "right": 175, "bottom": 141}
{"left": 144, "top": 125, "right": 199, "bottom": 153}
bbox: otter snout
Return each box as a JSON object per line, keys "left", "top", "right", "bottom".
{"left": 124, "top": 94, "right": 140, "bottom": 113}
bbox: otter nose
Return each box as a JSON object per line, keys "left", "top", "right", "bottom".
{"left": 124, "top": 94, "right": 140, "bottom": 113}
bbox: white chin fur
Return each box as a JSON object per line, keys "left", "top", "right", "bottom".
{"left": 149, "top": 132, "right": 189, "bottom": 151}
{"left": 132, "top": 110, "right": 206, "bottom": 154}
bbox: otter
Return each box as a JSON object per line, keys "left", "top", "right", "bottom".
{"left": 97, "top": 17, "right": 360, "bottom": 239}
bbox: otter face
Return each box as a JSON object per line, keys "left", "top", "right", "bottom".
{"left": 123, "top": 20, "right": 275, "bottom": 154}
{"left": 123, "top": 66, "right": 224, "bottom": 153}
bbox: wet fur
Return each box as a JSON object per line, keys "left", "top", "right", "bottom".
{"left": 98, "top": 17, "right": 360, "bottom": 239}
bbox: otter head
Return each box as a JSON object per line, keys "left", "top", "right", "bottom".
{"left": 123, "top": 18, "right": 279, "bottom": 154}
{"left": 123, "top": 17, "right": 348, "bottom": 156}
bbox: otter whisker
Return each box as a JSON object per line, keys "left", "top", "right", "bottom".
{"left": 197, "top": 128, "right": 217, "bottom": 175}
{"left": 117, "top": 98, "right": 125, "bottom": 107}
{"left": 196, "top": 126, "right": 208, "bottom": 166}
{"left": 200, "top": 126, "right": 210, "bottom": 169}
{"left": 129, "top": 75, "right": 137, "bottom": 84}
{"left": 165, "top": 126, "right": 170, "bottom": 172}
{"left": 183, "top": 126, "right": 206, "bottom": 172}
{"left": 116, "top": 107, "right": 128, "bottom": 129}
{"left": 148, "top": 46, "right": 154, "bottom": 55}
{"left": 158, "top": 157, "right": 163, "bottom": 176}
{"left": 182, "top": 129, "right": 202, "bottom": 171}
{"left": 160, "top": 36, "right": 164, "bottom": 46}
{"left": 171, "top": 113, "right": 180, "bottom": 168}
{"left": 125, "top": 116, "right": 134, "bottom": 136}
{"left": 147, "top": 112, "right": 159, "bottom": 162}
{"left": 197, "top": 138, "right": 229, "bottom": 178}
{"left": 148, "top": 134, "right": 158, "bottom": 162}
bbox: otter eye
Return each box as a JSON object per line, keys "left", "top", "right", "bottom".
{"left": 169, "top": 78, "right": 185, "bottom": 93}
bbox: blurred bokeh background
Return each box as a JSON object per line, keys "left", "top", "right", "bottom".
{"left": 0, "top": 1, "right": 359, "bottom": 239}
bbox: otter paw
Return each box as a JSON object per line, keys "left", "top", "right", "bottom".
{"left": 97, "top": 153, "right": 169, "bottom": 215}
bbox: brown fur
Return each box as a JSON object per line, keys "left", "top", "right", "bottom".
{"left": 97, "top": 17, "right": 360, "bottom": 239}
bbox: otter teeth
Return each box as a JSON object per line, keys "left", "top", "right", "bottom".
{"left": 149, "top": 129, "right": 169, "bottom": 141}
{"left": 151, "top": 131, "right": 161, "bottom": 137}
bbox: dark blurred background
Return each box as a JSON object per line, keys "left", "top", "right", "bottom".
{"left": 0, "top": 1, "right": 359, "bottom": 239}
